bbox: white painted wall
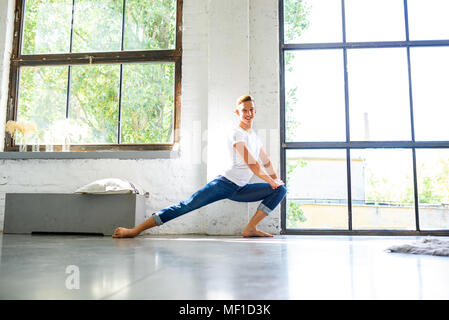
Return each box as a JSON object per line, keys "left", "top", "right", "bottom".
{"left": 0, "top": 0, "right": 281, "bottom": 235}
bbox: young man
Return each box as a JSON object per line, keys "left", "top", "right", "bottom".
{"left": 112, "top": 95, "right": 286, "bottom": 238}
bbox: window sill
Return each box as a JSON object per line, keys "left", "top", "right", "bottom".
{"left": 0, "top": 150, "right": 180, "bottom": 160}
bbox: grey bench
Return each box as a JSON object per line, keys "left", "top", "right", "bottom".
{"left": 3, "top": 193, "right": 147, "bottom": 236}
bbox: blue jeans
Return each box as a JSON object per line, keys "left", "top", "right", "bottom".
{"left": 152, "top": 175, "right": 287, "bottom": 226}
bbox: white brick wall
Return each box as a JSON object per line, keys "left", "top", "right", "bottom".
{"left": 0, "top": 0, "right": 281, "bottom": 235}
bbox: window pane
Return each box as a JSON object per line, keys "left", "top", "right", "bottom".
{"left": 124, "top": 0, "right": 177, "bottom": 50}
{"left": 345, "top": 0, "right": 405, "bottom": 42}
{"left": 286, "top": 149, "right": 348, "bottom": 230}
{"left": 416, "top": 149, "right": 449, "bottom": 231}
{"left": 17, "top": 66, "right": 68, "bottom": 144}
{"left": 284, "top": 0, "right": 342, "bottom": 44}
{"left": 347, "top": 48, "right": 411, "bottom": 141}
{"left": 285, "top": 50, "right": 346, "bottom": 142}
{"left": 22, "top": 0, "right": 72, "bottom": 54}
{"left": 69, "top": 64, "right": 120, "bottom": 144}
{"left": 410, "top": 47, "right": 449, "bottom": 141}
{"left": 408, "top": 0, "right": 449, "bottom": 40}
{"left": 121, "top": 63, "right": 175, "bottom": 144}
{"left": 351, "top": 149, "right": 415, "bottom": 230}
{"left": 72, "top": 0, "right": 123, "bottom": 53}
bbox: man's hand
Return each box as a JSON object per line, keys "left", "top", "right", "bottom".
{"left": 233, "top": 142, "right": 284, "bottom": 188}
{"left": 269, "top": 178, "right": 285, "bottom": 189}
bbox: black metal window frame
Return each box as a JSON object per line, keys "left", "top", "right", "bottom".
{"left": 6, "top": 0, "right": 183, "bottom": 152}
{"left": 279, "top": 0, "right": 449, "bottom": 236}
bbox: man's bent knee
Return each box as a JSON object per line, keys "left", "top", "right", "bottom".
{"left": 277, "top": 185, "right": 287, "bottom": 195}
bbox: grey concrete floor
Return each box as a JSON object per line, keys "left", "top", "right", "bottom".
{"left": 0, "top": 233, "right": 448, "bottom": 300}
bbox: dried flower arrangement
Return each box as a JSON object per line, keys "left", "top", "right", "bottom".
{"left": 5, "top": 120, "right": 37, "bottom": 143}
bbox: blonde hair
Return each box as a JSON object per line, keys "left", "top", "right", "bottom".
{"left": 236, "top": 95, "right": 254, "bottom": 106}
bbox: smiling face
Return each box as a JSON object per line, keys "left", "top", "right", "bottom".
{"left": 235, "top": 100, "right": 256, "bottom": 126}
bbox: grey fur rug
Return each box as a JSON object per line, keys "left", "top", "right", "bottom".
{"left": 387, "top": 238, "right": 449, "bottom": 256}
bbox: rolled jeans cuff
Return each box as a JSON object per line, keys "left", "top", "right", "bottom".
{"left": 152, "top": 213, "right": 164, "bottom": 226}
{"left": 257, "top": 203, "right": 272, "bottom": 216}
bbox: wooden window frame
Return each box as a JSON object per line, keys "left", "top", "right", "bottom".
{"left": 5, "top": 0, "right": 183, "bottom": 152}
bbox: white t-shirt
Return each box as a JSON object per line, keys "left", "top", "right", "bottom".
{"left": 222, "top": 126, "right": 263, "bottom": 186}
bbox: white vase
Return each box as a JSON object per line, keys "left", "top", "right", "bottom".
{"left": 62, "top": 136, "right": 71, "bottom": 152}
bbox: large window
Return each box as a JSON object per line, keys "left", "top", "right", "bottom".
{"left": 280, "top": 0, "right": 449, "bottom": 234}
{"left": 6, "top": 0, "right": 182, "bottom": 151}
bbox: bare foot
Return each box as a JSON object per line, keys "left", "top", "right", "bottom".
{"left": 241, "top": 226, "right": 273, "bottom": 238}
{"left": 112, "top": 227, "right": 138, "bottom": 238}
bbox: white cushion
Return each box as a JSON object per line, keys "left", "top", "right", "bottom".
{"left": 75, "top": 178, "right": 146, "bottom": 195}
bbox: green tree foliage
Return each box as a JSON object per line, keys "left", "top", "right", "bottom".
{"left": 404, "top": 160, "right": 449, "bottom": 205}
{"left": 17, "top": 0, "right": 176, "bottom": 145}
{"left": 286, "top": 158, "right": 308, "bottom": 226}
{"left": 72, "top": 0, "right": 123, "bottom": 53}
{"left": 284, "top": 0, "right": 310, "bottom": 142}
{"left": 125, "top": 0, "right": 176, "bottom": 50}
{"left": 121, "top": 63, "right": 174, "bottom": 144}
{"left": 365, "top": 166, "right": 414, "bottom": 206}
{"left": 22, "top": 0, "right": 72, "bottom": 54}
{"left": 283, "top": 0, "right": 310, "bottom": 44}
{"left": 17, "top": 66, "right": 68, "bottom": 140}
{"left": 283, "top": 0, "right": 311, "bottom": 226}
{"left": 69, "top": 64, "right": 120, "bottom": 144}
{"left": 418, "top": 160, "right": 449, "bottom": 204}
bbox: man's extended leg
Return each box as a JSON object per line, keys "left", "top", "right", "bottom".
{"left": 113, "top": 177, "right": 234, "bottom": 238}
{"left": 112, "top": 216, "right": 157, "bottom": 238}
